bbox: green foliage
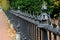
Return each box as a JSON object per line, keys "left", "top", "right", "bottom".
{"left": 9, "top": 0, "right": 60, "bottom": 16}
{"left": 45, "top": 0, "right": 60, "bottom": 17}
{"left": 9, "top": 0, "right": 43, "bottom": 14}
{"left": 45, "top": 0, "right": 59, "bottom": 13}
{"left": 0, "top": 0, "right": 10, "bottom": 11}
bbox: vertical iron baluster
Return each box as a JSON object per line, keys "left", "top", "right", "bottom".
{"left": 52, "top": 18, "right": 57, "bottom": 40}
{"left": 49, "top": 31, "right": 51, "bottom": 40}
{"left": 38, "top": 28, "right": 40, "bottom": 40}
{"left": 31, "top": 24, "right": 33, "bottom": 40}
{"left": 34, "top": 25, "right": 36, "bottom": 40}
{"left": 27, "top": 22, "right": 30, "bottom": 39}
{"left": 40, "top": 29, "right": 41, "bottom": 40}
{"left": 33, "top": 24, "right": 35, "bottom": 40}
{"left": 42, "top": 29, "right": 48, "bottom": 40}
{"left": 29, "top": 23, "right": 31, "bottom": 37}
{"left": 30, "top": 23, "right": 33, "bottom": 40}
{"left": 29, "top": 23, "right": 31, "bottom": 39}
{"left": 35, "top": 25, "right": 37, "bottom": 40}
{"left": 32, "top": 24, "right": 34, "bottom": 40}
{"left": 35, "top": 25, "right": 36, "bottom": 40}
{"left": 27, "top": 22, "right": 30, "bottom": 40}
{"left": 31, "top": 24, "right": 34, "bottom": 40}
{"left": 35, "top": 26, "right": 37, "bottom": 40}
{"left": 37, "top": 27, "right": 38, "bottom": 40}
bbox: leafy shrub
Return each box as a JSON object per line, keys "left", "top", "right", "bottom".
{"left": 9, "top": 0, "right": 60, "bottom": 17}
{"left": 0, "top": 0, "right": 10, "bottom": 11}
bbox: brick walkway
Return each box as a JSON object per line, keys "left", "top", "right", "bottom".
{"left": 0, "top": 9, "right": 16, "bottom": 40}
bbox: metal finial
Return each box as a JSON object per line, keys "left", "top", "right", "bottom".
{"left": 29, "top": 11, "right": 32, "bottom": 18}
{"left": 42, "top": 1, "right": 47, "bottom": 10}
{"left": 30, "top": 11, "right": 31, "bottom": 15}
{"left": 32, "top": 11, "right": 36, "bottom": 19}
{"left": 37, "top": 12, "right": 38, "bottom": 18}
{"left": 33, "top": 11, "right": 35, "bottom": 17}
{"left": 27, "top": 11, "right": 28, "bottom": 14}
{"left": 25, "top": 10, "right": 26, "bottom": 13}
{"left": 18, "top": 6, "right": 20, "bottom": 10}
{"left": 17, "top": 6, "right": 20, "bottom": 13}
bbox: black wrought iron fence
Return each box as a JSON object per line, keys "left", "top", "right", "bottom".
{"left": 5, "top": 9, "right": 60, "bottom": 40}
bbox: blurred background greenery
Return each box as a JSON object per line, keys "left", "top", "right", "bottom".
{"left": 0, "top": 0, "right": 60, "bottom": 18}
{"left": 0, "top": 0, "right": 10, "bottom": 11}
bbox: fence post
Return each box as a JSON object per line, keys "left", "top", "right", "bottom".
{"left": 38, "top": 12, "right": 48, "bottom": 40}
{"left": 39, "top": 2, "right": 48, "bottom": 39}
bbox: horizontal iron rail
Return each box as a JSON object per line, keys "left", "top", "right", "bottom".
{"left": 9, "top": 10, "right": 39, "bottom": 25}
{"left": 8, "top": 10, "right": 60, "bottom": 36}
